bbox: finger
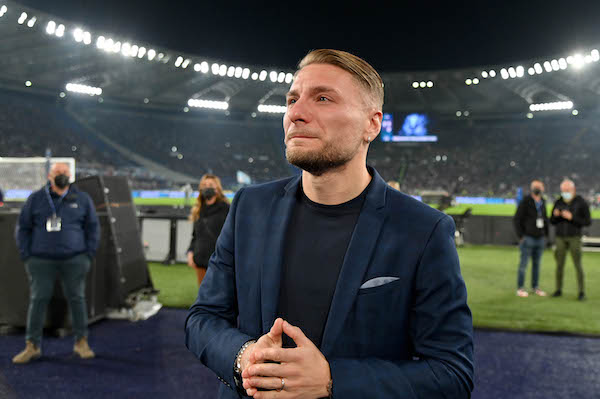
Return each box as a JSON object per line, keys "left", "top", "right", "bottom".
{"left": 267, "top": 318, "right": 284, "bottom": 345}
{"left": 245, "top": 376, "right": 287, "bottom": 391}
{"left": 282, "top": 321, "right": 313, "bottom": 348}
{"left": 246, "top": 387, "right": 258, "bottom": 396}
{"left": 246, "top": 362, "right": 285, "bottom": 378}
{"left": 254, "top": 347, "right": 297, "bottom": 364}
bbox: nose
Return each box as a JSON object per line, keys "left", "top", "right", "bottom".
{"left": 286, "top": 97, "right": 311, "bottom": 125}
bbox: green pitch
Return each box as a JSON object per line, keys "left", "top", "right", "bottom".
{"left": 148, "top": 245, "right": 600, "bottom": 336}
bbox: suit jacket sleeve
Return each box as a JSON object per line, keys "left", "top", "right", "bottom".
{"left": 184, "top": 189, "right": 254, "bottom": 392}
{"left": 329, "top": 215, "right": 474, "bottom": 398}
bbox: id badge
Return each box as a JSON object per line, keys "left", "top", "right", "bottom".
{"left": 536, "top": 218, "right": 544, "bottom": 229}
{"left": 46, "top": 215, "right": 62, "bottom": 232}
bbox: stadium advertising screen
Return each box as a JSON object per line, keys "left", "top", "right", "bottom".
{"left": 380, "top": 113, "right": 438, "bottom": 143}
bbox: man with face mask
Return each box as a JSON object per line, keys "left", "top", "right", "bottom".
{"left": 550, "top": 179, "right": 591, "bottom": 301}
{"left": 13, "top": 163, "right": 100, "bottom": 364}
{"left": 513, "top": 180, "right": 549, "bottom": 297}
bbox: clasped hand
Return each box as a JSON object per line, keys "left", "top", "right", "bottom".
{"left": 240, "top": 318, "right": 331, "bottom": 399}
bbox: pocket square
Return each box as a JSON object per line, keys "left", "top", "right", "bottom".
{"left": 359, "top": 276, "right": 399, "bottom": 289}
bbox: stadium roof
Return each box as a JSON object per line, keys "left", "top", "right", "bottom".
{"left": 1, "top": 0, "right": 600, "bottom": 120}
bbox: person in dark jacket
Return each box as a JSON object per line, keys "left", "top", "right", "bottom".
{"left": 513, "top": 180, "right": 549, "bottom": 297}
{"left": 13, "top": 163, "right": 100, "bottom": 364}
{"left": 187, "top": 174, "right": 229, "bottom": 286}
{"left": 550, "top": 179, "right": 591, "bottom": 300}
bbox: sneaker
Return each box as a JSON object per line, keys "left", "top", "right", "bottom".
{"left": 552, "top": 290, "right": 562, "bottom": 297}
{"left": 12, "top": 341, "right": 41, "bottom": 364}
{"left": 533, "top": 289, "right": 547, "bottom": 297}
{"left": 578, "top": 292, "right": 586, "bottom": 301}
{"left": 73, "top": 337, "right": 95, "bottom": 359}
{"left": 516, "top": 289, "right": 529, "bottom": 297}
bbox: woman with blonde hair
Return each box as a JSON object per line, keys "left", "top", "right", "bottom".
{"left": 187, "top": 174, "right": 229, "bottom": 286}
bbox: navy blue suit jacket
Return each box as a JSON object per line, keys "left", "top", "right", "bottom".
{"left": 185, "top": 169, "right": 474, "bottom": 398}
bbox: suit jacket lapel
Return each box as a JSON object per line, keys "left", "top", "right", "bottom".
{"left": 260, "top": 176, "right": 300, "bottom": 333}
{"left": 320, "top": 170, "right": 387, "bottom": 356}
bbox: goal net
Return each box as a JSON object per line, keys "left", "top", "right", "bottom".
{"left": 0, "top": 157, "right": 75, "bottom": 200}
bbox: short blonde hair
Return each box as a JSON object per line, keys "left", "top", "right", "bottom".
{"left": 297, "top": 49, "right": 384, "bottom": 110}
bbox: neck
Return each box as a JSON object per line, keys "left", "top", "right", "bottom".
{"left": 50, "top": 184, "right": 68, "bottom": 196}
{"left": 205, "top": 197, "right": 217, "bottom": 206}
{"left": 532, "top": 194, "right": 541, "bottom": 201}
{"left": 302, "top": 156, "right": 371, "bottom": 205}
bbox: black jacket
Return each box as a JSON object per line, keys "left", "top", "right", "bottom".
{"left": 16, "top": 183, "right": 100, "bottom": 260}
{"left": 550, "top": 195, "right": 591, "bottom": 237}
{"left": 188, "top": 201, "right": 229, "bottom": 268}
{"left": 513, "top": 195, "right": 549, "bottom": 239}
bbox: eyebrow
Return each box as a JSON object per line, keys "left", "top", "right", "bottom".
{"left": 286, "top": 86, "right": 341, "bottom": 99}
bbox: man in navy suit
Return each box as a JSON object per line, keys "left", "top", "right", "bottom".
{"left": 185, "top": 49, "right": 474, "bottom": 398}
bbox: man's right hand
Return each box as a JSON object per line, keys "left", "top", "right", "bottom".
{"left": 187, "top": 252, "right": 196, "bottom": 268}
{"left": 553, "top": 209, "right": 561, "bottom": 217}
{"left": 240, "top": 319, "right": 284, "bottom": 389}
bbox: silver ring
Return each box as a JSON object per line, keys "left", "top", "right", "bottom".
{"left": 281, "top": 378, "right": 285, "bottom": 390}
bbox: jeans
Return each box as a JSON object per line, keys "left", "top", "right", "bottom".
{"left": 517, "top": 235, "right": 545, "bottom": 289}
{"left": 554, "top": 236, "right": 585, "bottom": 294}
{"left": 24, "top": 254, "right": 91, "bottom": 346}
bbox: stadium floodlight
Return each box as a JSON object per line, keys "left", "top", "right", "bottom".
{"left": 25, "top": 81, "right": 32, "bottom": 87}
{"left": 182, "top": 59, "right": 190, "bottom": 69}
{"left": 508, "top": 67, "right": 517, "bottom": 78}
{"left": 243, "top": 68, "right": 252, "bottom": 80}
{"left": 174, "top": 56, "right": 183, "bottom": 67}
{"left": 419, "top": 81, "right": 426, "bottom": 88}
{"left": 200, "top": 61, "right": 209, "bottom": 73}
{"left": 465, "top": 79, "right": 472, "bottom": 85}
{"left": 558, "top": 58, "right": 567, "bottom": 70}
{"left": 500, "top": 68, "right": 509, "bottom": 79}
{"left": 183, "top": 107, "right": 189, "bottom": 112}
{"left": 534, "top": 63, "right": 543, "bottom": 74}
{"left": 129, "top": 44, "right": 138, "bottom": 57}
{"left": 472, "top": 78, "right": 479, "bottom": 85}
{"left": 112, "top": 41, "right": 121, "bottom": 53}
{"left": 277, "top": 72, "right": 285, "bottom": 83}
{"left": 211, "top": 63, "right": 219, "bottom": 75}
{"left": 456, "top": 111, "right": 462, "bottom": 117}
{"left": 572, "top": 54, "right": 584, "bottom": 69}
{"left": 584, "top": 55, "right": 592, "bottom": 63}
{"left": 194, "top": 63, "right": 201, "bottom": 72}
{"left": 528, "top": 67, "right": 535, "bottom": 75}
{"left": 259, "top": 70, "right": 267, "bottom": 81}
{"left": 55, "top": 24, "right": 65, "bottom": 37}
{"left": 103, "top": 38, "right": 113, "bottom": 52}
{"left": 251, "top": 72, "right": 259, "bottom": 80}
{"left": 258, "top": 104, "right": 287, "bottom": 113}
{"left": 489, "top": 70, "right": 496, "bottom": 77}
{"left": 550, "top": 59, "right": 560, "bottom": 71}
{"left": 529, "top": 101, "right": 573, "bottom": 112}
{"left": 269, "top": 71, "right": 278, "bottom": 82}
{"left": 83, "top": 31, "right": 91, "bottom": 45}
{"left": 27, "top": 17, "right": 36, "bottom": 27}
{"left": 187, "top": 99, "right": 229, "bottom": 110}
{"left": 18, "top": 12, "right": 27, "bottom": 24}
{"left": 572, "top": 109, "right": 579, "bottom": 116}
{"left": 95, "top": 36, "right": 105, "bottom": 49}
{"left": 235, "top": 67, "right": 243, "bottom": 78}
{"left": 591, "top": 49, "right": 600, "bottom": 62}
{"left": 147, "top": 49, "right": 156, "bottom": 60}
{"left": 526, "top": 113, "right": 533, "bottom": 119}
{"left": 412, "top": 81, "right": 419, "bottom": 88}
{"left": 59, "top": 92, "right": 66, "bottom": 98}
{"left": 427, "top": 81, "right": 433, "bottom": 88}
{"left": 138, "top": 47, "right": 146, "bottom": 58}
{"left": 219, "top": 64, "right": 227, "bottom": 76}
{"left": 73, "top": 28, "right": 84, "bottom": 42}
{"left": 227, "top": 66, "right": 235, "bottom": 77}
{"left": 463, "top": 111, "right": 470, "bottom": 116}
{"left": 46, "top": 20, "right": 56, "bottom": 35}
{"left": 543, "top": 61, "right": 552, "bottom": 72}
{"left": 143, "top": 98, "right": 149, "bottom": 104}
{"left": 66, "top": 83, "right": 102, "bottom": 96}
{"left": 516, "top": 66, "right": 524, "bottom": 78}
{"left": 481, "top": 71, "right": 488, "bottom": 78}
{"left": 0, "top": 5, "right": 7, "bottom": 17}
{"left": 121, "top": 42, "right": 131, "bottom": 56}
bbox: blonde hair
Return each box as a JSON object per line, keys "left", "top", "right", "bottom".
{"left": 189, "top": 174, "right": 227, "bottom": 222}
{"left": 297, "top": 49, "right": 384, "bottom": 110}
{"left": 387, "top": 180, "right": 401, "bottom": 191}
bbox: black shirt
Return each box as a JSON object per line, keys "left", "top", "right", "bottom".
{"left": 277, "top": 179, "right": 370, "bottom": 348}
{"left": 513, "top": 195, "right": 549, "bottom": 239}
{"left": 550, "top": 195, "right": 591, "bottom": 237}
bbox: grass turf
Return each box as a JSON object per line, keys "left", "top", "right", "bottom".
{"left": 148, "top": 245, "right": 600, "bottom": 335}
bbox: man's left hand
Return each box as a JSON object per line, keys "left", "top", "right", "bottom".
{"left": 242, "top": 320, "right": 331, "bottom": 399}
{"left": 561, "top": 210, "right": 573, "bottom": 220}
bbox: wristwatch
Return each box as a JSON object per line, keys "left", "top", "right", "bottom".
{"left": 233, "top": 340, "right": 256, "bottom": 394}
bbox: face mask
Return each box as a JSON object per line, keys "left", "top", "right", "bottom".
{"left": 54, "top": 174, "right": 70, "bottom": 189}
{"left": 201, "top": 188, "right": 216, "bottom": 200}
{"left": 532, "top": 188, "right": 542, "bottom": 196}
{"left": 561, "top": 192, "right": 573, "bottom": 202}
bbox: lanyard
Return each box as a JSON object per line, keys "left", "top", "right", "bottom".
{"left": 534, "top": 200, "right": 543, "bottom": 217}
{"left": 44, "top": 184, "right": 68, "bottom": 217}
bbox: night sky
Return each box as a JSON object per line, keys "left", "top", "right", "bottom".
{"left": 12, "top": 0, "right": 600, "bottom": 72}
